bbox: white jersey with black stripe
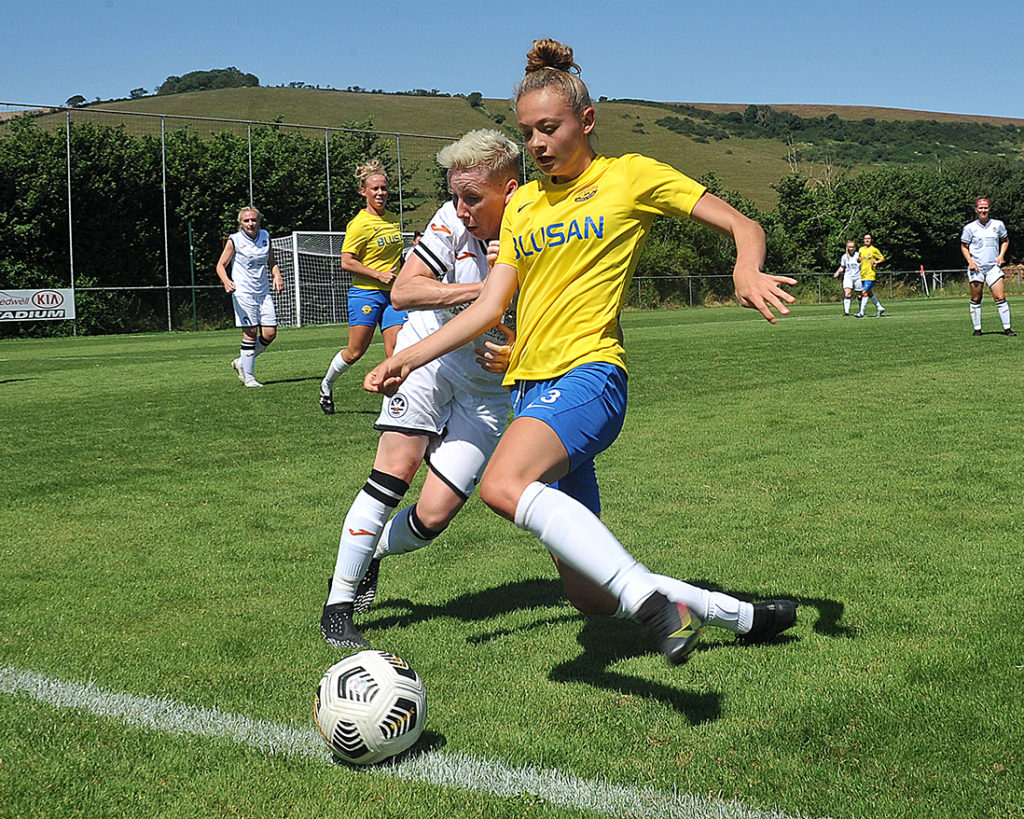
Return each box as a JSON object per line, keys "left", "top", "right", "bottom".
{"left": 398, "top": 201, "right": 513, "bottom": 393}
{"left": 228, "top": 229, "right": 272, "bottom": 296}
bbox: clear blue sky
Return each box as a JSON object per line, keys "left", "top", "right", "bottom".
{"left": 4, "top": 0, "right": 1023, "bottom": 120}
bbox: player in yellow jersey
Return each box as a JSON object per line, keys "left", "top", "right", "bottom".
{"left": 366, "top": 39, "right": 798, "bottom": 666}
{"left": 855, "top": 233, "right": 886, "bottom": 317}
{"left": 319, "top": 159, "right": 407, "bottom": 413}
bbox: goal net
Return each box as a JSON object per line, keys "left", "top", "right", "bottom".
{"left": 270, "top": 231, "right": 417, "bottom": 328}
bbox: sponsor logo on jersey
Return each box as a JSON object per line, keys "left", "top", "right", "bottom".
{"left": 455, "top": 251, "right": 475, "bottom": 261}
{"left": 574, "top": 188, "right": 597, "bottom": 203}
{"left": 511, "top": 216, "right": 604, "bottom": 259}
{"left": 430, "top": 221, "right": 452, "bottom": 235}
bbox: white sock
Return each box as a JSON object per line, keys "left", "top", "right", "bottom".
{"left": 843, "top": 297, "right": 850, "bottom": 315}
{"left": 240, "top": 339, "right": 257, "bottom": 380}
{"left": 859, "top": 296, "right": 869, "bottom": 314}
{"left": 613, "top": 575, "right": 753, "bottom": 632}
{"left": 997, "top": 298, "right": 1011, "bottom": 330}
{"left": 514, "top": 482, "right": 657, "bottom": 616}
{"left": 374, "top": 505, "right": 439, "bottom": 558}
{"left": 255, "top": 334, "right": 273, "bottom": 356}
{"left": 970, "top": 299, "right": 982, "bottom": 330}
{"left": 322, "top": 351, "right": 350, "bottom": 392}
{"left": 327, "top": 472, "right": 408, "bottom": 606}
{"left": 871, "top": 294, "right": 882, "bottom": 310}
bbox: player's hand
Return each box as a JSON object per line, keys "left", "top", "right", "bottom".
{"left": 222, "top": 279, "right": 236, "bottom": 293}
{"left": 474, "top": 323, "right": 515, "bottom": 374}
{"left": 364, "top": 356, "right": 410, "bottom": 397}
{"left": 272, "top": 275, "right": 284, "bottom": 293}
{"left": 485, "top": 240, "right": 500, "bottom": 269}
{"left": 378, "top": 268, "right": 397, "bottom": 286}
{"left": 734, "top": 267, "right": 796, "bottom": 324}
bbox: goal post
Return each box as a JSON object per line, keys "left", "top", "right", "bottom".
{"left": 271, "top": 231, "right": 417, "bottom": 328}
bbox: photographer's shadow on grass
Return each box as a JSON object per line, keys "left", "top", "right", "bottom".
{"left": 356, "top": 578, "right": 849, "bottom": 722}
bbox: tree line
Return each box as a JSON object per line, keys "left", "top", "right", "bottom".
{"left": 639, "top": 102, "right": 1024, "bottom": 166}
{"left": 1, "top": 115, "right": 1022, "bottom": 335}
{"left": 0, "top": 116, "right": 397, "bottom": 336}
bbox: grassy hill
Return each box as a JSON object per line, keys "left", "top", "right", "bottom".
{"left": 21, "top": 87, "right": 1024, "bottom": 210}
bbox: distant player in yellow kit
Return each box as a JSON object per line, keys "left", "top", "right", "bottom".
{"left": 319, "top": 159, "right": 407, "bottom": 414}
{"left": 365, "top": 38, "right": 798, "bottom": 666}
{"left": 855, "top": 233, "right": 886, "bottom": 318}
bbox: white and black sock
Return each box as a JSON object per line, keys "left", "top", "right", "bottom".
{"left": 374, "top": 504, "right": 445, "bottom": 558}
{"left": 327, "top": 470, "right": 409, "bottom": 606}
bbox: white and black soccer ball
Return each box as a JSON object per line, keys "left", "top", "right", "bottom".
{"left": 314, "top": 650, "right": 426, "bottom": 765}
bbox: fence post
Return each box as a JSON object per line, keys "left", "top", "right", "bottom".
{"left": 189, "top": 221, "right": 198, "bottom": 331}
{"left": 324, "top": 129, "right": 332, "bottom": 233}
{"left": 397, "top": 135, "right": 407, "bottom": 233}
{"left": 161, "top": 116, "right": 171, "bottom": 332}
{"left": 65, "top": 110, "right": 77, "bottom": 336}
{"left": 247, "top": 123, "right": 253, "bottom": 206}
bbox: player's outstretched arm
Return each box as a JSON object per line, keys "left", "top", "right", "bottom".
{"left": 365, "top": 263, "right": 519, "bottom": 395}
{"left": 690, "top": 193, "right": 795, "bottom": 324}
{"left": 390, "top": 254, "right": 483, "bottom": 311}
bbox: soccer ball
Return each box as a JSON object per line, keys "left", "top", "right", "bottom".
{"left": 314, "top": 650, "right": 426, "bottom": 765}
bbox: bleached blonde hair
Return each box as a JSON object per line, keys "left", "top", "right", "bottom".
{"left": 355, "top": 158, "right": 388, "bottom": 188}
{"left": 436, "top": 129, "right": 520, "bottom": 179}
{"left": 237, "top": 206, "right": 261, "bottom": 224}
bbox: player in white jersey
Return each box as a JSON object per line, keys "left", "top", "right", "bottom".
{"left": 215, "top": 207, "right": 284, "bottom": 387}
{"left": 961, "top": 197, "right": 1015, "bottom": 336}
{"left": 833, "top": 240, "right": 862, "bottom": 316}
{"left": 321, "top": 130, "right": 519, "bottom": 647}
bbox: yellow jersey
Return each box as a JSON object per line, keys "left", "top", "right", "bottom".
{"left": 496, "top": 154, "right": 706, "bottom": 385}
{"left": 341, "top": 209, "right": 403, "bottom": 291}
{"left": 858, "top": 245, "right": 884, "bottom": 281}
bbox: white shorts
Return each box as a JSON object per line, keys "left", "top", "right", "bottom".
{"left": 232, "top": 291, "right": 277, "bottom": 328}
{"left": 842, "top": 273, "right": 862, "bottom": 291}
{"left": 968, "top": 265, "right": 1004, "bottom": 287}
{"left": 374, "top": 358, "right": 510, "bottom": 498}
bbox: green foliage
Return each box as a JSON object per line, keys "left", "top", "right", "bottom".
{"left": 157, "top": 67, "right": 259, "bottom": 96}
{"left": 0, "top": 116, "right": 395, "bottom": 337}
{"left": 466, "top": 92, "right": 483, "bottom": 108}
{"left": 648, "top": 102, "right": 1024, "bottom": 166}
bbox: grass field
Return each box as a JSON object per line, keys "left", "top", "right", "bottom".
{"left": 2, "top": 298, "right": 1024, "bottom": 818}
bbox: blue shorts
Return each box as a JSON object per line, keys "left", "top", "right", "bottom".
{"left": 347, "top": 287, "right": 407, "bottom": 330}
{"left": 512, "top": 362, "right": 627, "bottom": 515}
{"left": 861, "top": 279, "right": 876, "bottom": 292}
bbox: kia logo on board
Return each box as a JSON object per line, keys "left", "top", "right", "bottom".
{"left": 31, "top": 290, "right": 64, "bottom": 308}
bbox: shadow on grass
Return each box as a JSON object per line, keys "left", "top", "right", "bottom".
{"left": 355, "top": 577, "right": 850, "bottom": 721}
{"left": 360, "top": 578, "right": 721, "bottom": 720}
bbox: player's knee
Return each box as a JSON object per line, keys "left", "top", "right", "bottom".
{"left": 479, "top": 474, "right": 518, "bottom": 521}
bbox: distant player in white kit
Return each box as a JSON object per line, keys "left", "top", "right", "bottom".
{"left": 962, "top": 197, "right": 1015, "bottom": 336}
{"left": 215, "top": 206, "right": 284, "bottom": 386}
{"left": 833, "top": 240, "right": 861, "bottom": 316}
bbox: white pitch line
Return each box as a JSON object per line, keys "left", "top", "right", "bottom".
{"left": 0, "top": 666, "right": 822, "bottom": 819}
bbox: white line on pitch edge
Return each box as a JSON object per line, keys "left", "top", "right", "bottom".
{"left": 0, "top": 665, "right": 822, "bottom": 819}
